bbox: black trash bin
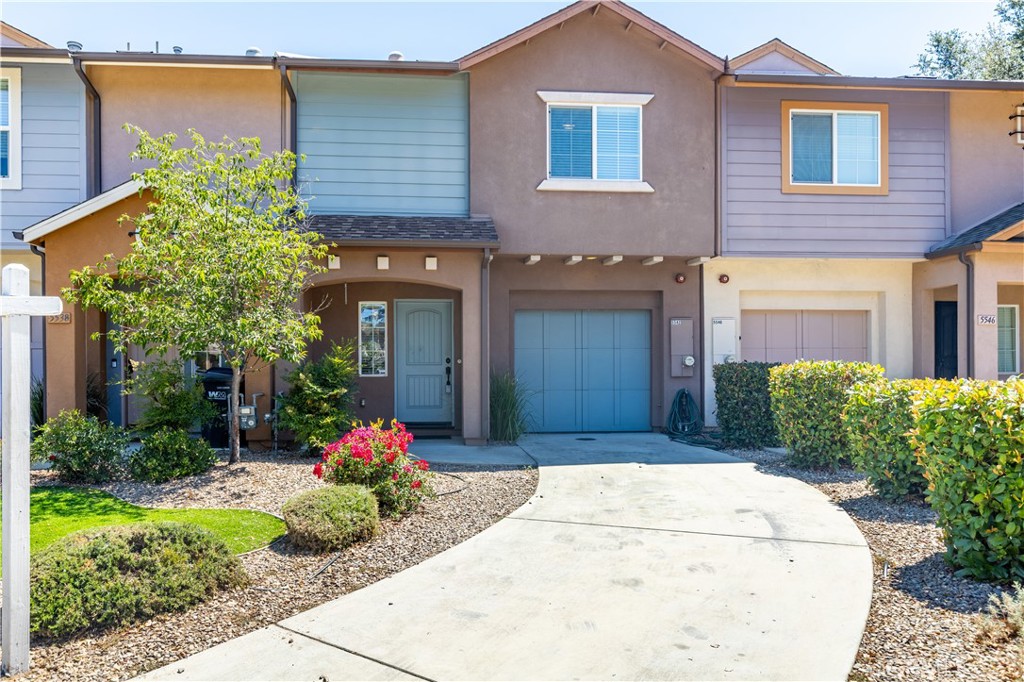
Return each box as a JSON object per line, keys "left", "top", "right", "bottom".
{"left": 200, "top": 367, "right": 244, "bottom": 448}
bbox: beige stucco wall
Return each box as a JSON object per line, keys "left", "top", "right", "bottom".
{"left": 467, "top": 10, "right": 716, "bottom": 257}
{"left": 88, "top": 65, "right": 284, "bottom": 191}
{"left": 949, "top": 90, "right": 1024, "bottom": 232}
{"left": 703, "top": 258, "right": 915, "bottom": 425}
{"left": 308, "top": 247, "right": 487, "bottom": 442}
{"left": 1, "top": 250, "right": 42, "bottom": 294}
{"left": 912, "top": 257, "right": 968, "bottom": 378}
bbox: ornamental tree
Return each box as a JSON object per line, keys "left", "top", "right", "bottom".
{"left": 65, "top": 126, "right": 327, "bottom": 464}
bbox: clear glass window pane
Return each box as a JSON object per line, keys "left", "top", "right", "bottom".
{"left": 359, "top": 303, "right": 387, "bottom": 376}
{"left": 837, "top": 113, "right": 879, "bottom": 185}
{"left": 549, "top": 106, "right": 593, "bottom": 179}
{"left": 791, "top": 113, "right": 833, "bottom": 183}
{"left": 998, "top": 306, "right": 1018, "bottom": 373}
{"left": 595, "top": 106, "right": 640, "bottom": 180}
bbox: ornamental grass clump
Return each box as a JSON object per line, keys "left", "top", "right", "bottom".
{"left": 843, "top": 378, "right": 931, "bottom": 501}
{"left": 314, "top": 420, "right": 432, "bottom": 516}
{"left": 914, "top": 378, "right": 1024, "bottom": 582}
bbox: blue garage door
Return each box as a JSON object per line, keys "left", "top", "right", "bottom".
{"left": 514, "top": 310, "right": 651, "bottom": 432}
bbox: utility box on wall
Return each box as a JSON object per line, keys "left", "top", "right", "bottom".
{"left": 712, "top": 317, "right": 737, "bottom": 364}
{"left": 670, "top": 317, "right": 696, "bottom": 377}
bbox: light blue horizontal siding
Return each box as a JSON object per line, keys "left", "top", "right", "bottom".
{"left": 296, "top": 72, "right": 468, "bottom": 217}
{"left": 723, "top": 88, "right": 948, "bottom": 257}
{"left": 1, "top": 62, "right": 86, "bottom": 251}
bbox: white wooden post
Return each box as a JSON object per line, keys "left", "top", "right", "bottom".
{"left": 1, "top": 263, "right": 61, "bottom": 676}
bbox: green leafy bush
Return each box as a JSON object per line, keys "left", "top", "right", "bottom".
{"left": 30, "top": 522, "right": 247, "bottom": 639}
{"left": 490, "top": 371, "right": 530, "bottom": 443}
{"left": 279, "top": 340, "right": 359, "bottom": 452}
{"left": 30, "top": 376, "right": 45, "bottom": 432}
{"left": 129, "top": 427, "right": 218, "bottom": 483}
{"left": 316, "top": 420, "right": 432, "bottom": 516}
{"left": 127, "top": 359, "right": 216, "bottom": 433}
{"left": 844, "top": 378, "right": 931, "bottom": 501}
{"left": 713, "top": 362, "right": 779, "bottom": 448}
{"left": 282, "top": 485, "right": 380, "bottom": 552}
{"left": 31, "top": 410, "right": 129, "bottom": 483}
{"left": 769, "top": 360, "right": 885, "bottom": 468}
{"left": 914, "top": 378, "right": 1024, "bottom": 582}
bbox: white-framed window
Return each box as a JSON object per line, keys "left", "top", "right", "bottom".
{"left": 536, "top": 91, "right": 654, "bottom": 193}
{"left": 998, "top": 304, "right": 1020, "bottom": 374}
{"left": 0, "top": 67, "right": 22, "bottom": 190}
{"left": 781, "top": 101, "right": 888, "bottom": 196}
{"left": 358, "top": 302, "right": 387, "bottom": 377}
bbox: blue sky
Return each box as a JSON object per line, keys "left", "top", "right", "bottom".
{"left": 3, "top": 1, "right": 1000, "bottom": 77}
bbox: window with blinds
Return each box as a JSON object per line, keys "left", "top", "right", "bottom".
{"left": 548, "top": 104, "right": 641, "bottom": 181}
{"left": 0, "top": 68, "right": 20, "bottom": 189}
{"left": 998, "top": 305, "right": 1020, "bottom": 374}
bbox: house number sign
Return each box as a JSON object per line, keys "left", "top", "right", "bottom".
{"left": 977, "top": 314, "right": 997, "bottom": 326}
{"left": 46, "top": 312, "right": 71, "bottom": 324}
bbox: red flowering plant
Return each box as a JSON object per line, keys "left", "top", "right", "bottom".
{"left": 313, "top": 419, "right": 432, "bottom": 516}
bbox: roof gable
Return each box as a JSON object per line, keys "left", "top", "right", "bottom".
{"left": 928, "top": 202, "right": 1024, "bottom": 257}
{"left": 20, "top": 180, "right": 144, "bottom": 244}
{"left": 459, "top": 1, "right": 723, "bottom": 73}
{"left": 0, "top": 21, "right": 53, "bottom": 49}
{"left": 730, "top": 38, "right": 838, "bottom": 76}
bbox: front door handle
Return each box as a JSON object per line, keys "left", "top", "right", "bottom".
{"left": 445, "top": 358, "right": 452, "bottom": 393}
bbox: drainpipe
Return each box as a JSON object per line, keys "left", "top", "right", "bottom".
{"left": 279, "top": 63, "right": 298, "bottom": 189}
{"left": 73, "top": 58, "right": 101, "bottom": 197}
{"left": 697, "top": 263, "right": 705, "bottom": 423}
{"left": 481, "top": 247, "right": 492, "bottom": 443}
{"left": 958, "top": 250, "right": 975, "bottom": 377}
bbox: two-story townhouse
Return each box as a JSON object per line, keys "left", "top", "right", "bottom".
{"left": 703, "top": 39, "right": 1024, "bottom": 422}
{"left": 0, "top": 22, "right": 88, "bottom": 385}
{"left": 464, "top": 1, "right": 722, "bottom": 434}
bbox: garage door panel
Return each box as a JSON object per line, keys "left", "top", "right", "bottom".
{"left": 583, "top": 348, "right": 615, "bottom": 389}
{"left": 617, "top": 349, "right": 651, "bottom": 391}
{"left": 544, "top": 312, "right": 578, "bottom": 348}
{"left": 616, "top": 311, "right": 651, "bottom": 348}
{"left": 741, "top": 310, "right": 868, "bottom": 366}
{"left": 618, "top": 390, "right": 651, "bottom": 427}
{"left": 767, "top": 311, "right": 800, "bottom": 349}
{"left": 584, "top": 312, "right": 615, "bottom": 348}
{"left": 802, "top": 347, "right": 835, "bottom": 361}
{"left": 543, "top": 390, "right": 578, "bottom": 432}
{"left": 583, "top": 390, "right": 616, "bottom": 429}
{"left": 544, "top": 349, "right": 577, "bottom": 390}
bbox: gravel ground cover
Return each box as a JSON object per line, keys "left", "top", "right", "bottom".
{"left": 730, "top": 447, "right": 1023, "bottom": 682}
{"left": 13, "top": 453, "right": 538, "bottom": 682}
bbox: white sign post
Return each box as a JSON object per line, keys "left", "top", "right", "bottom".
{"left": 1, "top": 263, "right": 61, "bottom": 676}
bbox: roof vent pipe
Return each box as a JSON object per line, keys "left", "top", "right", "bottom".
{"left": 67, "top": 41, "right": 83, "bottom": 53}
{"left": 388, "top": 51, "right": 404, "bottom": 61}
{"left": 246, "top": 46, "right": 262, "bottom": 57}
{"left": 172, "top": 46, "right": 183, "bottom": 54}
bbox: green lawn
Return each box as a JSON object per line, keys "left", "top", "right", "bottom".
{"left": 1, "top": 486, "right": 285, "bottom": 557}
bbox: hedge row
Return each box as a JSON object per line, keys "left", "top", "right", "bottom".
{"left": 713, "top": 362, "right": 779, "bottom": 449}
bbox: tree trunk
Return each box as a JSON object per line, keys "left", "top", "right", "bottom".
{"left": 228, "top": 366, "right": 243, "bottom": 464}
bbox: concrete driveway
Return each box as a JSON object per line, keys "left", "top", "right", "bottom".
{"left": 139, "top": 433, "right": 872, "bottom": 681}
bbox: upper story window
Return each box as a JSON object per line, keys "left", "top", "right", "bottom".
{"left": 0, "top": 67, "right": 22, "bottom": 190}
{"left": 781, "top": 101, "right": 888, "bottom": 196}
{"left": 536, "top": 91, "right": 654, "bottom": 194}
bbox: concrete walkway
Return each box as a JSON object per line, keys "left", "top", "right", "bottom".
{"left": 139, "top": 433, "right": 872, "bottom": 681}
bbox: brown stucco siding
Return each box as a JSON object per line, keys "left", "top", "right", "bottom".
{"left": 489, "top": 256, "right": 702, "bottom": 428}
{"left": 87, "top": 65, "right": 284, "bottom": 191}
{"left": 949, "top": 90, "right": 1024, "bottom": 232}
{"left": 467, "top": 10, "right": 716, "bottom": 257}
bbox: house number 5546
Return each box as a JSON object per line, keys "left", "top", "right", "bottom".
{"left": 977, "top": 314, "right": 997, "bottom": 326}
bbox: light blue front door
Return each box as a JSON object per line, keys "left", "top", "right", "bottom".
{"left": 395, "top": 300, "right": 454, "bottom": 425}
{"left": 515, "top": 310, "right": 651, "bottom": 432}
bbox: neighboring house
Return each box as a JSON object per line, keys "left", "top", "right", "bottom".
{"left": 703, "top": 39, "right": 1024, "bottom": 423}
{"left": 462, "top": 0, "right": 721, "bottom": 434}
{"left": 0, "top": 22, "right": 88, "bottom": 382}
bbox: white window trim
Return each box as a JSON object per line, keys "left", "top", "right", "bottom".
{"left": 358, "top": 301, "right": 388, "bottom": 378}
{"left": 789, "top": 108, "right": 882, "bottom": 188}
{"left": 0, "top": 67, "right": 22, "bottom": 190}
{"left": 538, "top": 91, "right": 654, "bottom": 194}
{"left": 1016, "top": 105, "right": 1024, "bottom": 145}
{"left": 998, "top": 304, "right": 1020, "bottom": 374}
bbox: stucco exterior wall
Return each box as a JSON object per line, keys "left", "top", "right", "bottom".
{"left": 912, "top": 257, "right": 968, "bottom": 378}
{"left": 88, "top": 65, "right": 284, "bottom": 191}
{"left": 703, "top": 258, "right": 915, "bottom": 424}
{"left": 949, "top": 90, "right": 1024, "bottom": 232}
{"left": 467, "top": 10, "right": 716, "bottom": 257}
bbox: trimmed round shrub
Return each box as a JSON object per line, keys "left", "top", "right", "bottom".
{"left": 30, "top": 409, "right": 129, "bottom": 483}
{"left": 844, "top": 378, "right": 931, "bottom": 501}
{"left": 129, "top": 427, "right": 217, "bottom": 483}
{"left": 713, "top": 361, "right": 779, "bottom": 449}
{"left": 914, "top": 378, "right": 1024, "bottom": 582}
{"left": 769, "top": 360, "right": 886, "bottom": 468}
{"left": 31, "top": 522, "right": 247, "bottom": 639}
{"left": 282, "top": 485, "right": 380, "bottom": 552}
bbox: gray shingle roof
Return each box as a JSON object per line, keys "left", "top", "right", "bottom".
{"left": 928, "top": 202, "right": 1024, "bottom": 256}
{"left": 309, "top": 214, "right": 499, "bottom": 247}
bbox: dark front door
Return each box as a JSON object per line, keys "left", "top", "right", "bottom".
{"left": 934, "top": 301, "right": 958, "bottom": 379}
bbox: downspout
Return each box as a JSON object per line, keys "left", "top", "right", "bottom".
{"left": 279, "top": 63, "right": 298, "bottom": 189}
{"left": 480, "top": 247, "right": 492, "bottom": 442}
{"left": 958, "top": 250, "right": 975, "bottom": 377}
{"left": 73, "top": 58, "right": 101, "bottom": 197}
{"left": 29, "top": 242, "right": 47, "bottom": 420}
{"left": 697, "top": 263, "right": 705, "bottom": 423}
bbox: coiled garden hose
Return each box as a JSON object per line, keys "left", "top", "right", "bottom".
{"left": 664, "top": 388, "right": 722, "bottom": 450}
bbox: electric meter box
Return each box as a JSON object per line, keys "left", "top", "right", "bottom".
{"left": 669, "top": 317, "right": 696, "bottom": 378}
{"left": 712, "top": 317, "right": 737, "bottom": 365}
